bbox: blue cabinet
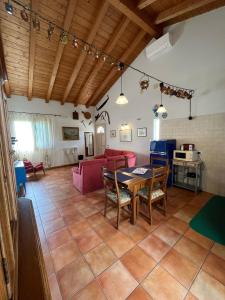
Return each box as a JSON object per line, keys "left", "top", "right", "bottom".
{"left": 14, "top": 160, "right": 26, "bottom": 194}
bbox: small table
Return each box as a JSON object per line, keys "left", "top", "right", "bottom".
{"left": 105, "top": 165, "right": 154, "bottom": 224}
{"left": 14, "top": 160, "right": 26, "bottom": 195}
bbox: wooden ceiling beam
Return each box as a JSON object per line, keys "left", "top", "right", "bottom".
{"left": 61, "top": 0, "right": 109, "bottom": 104}
{"left": 107, "top": 0, "right": 160, "bottom": 36}
{"left": 86, "top": 29, "right": 146, "bottom": 107}
{"left": 76, "top": 16, "right": 129, "bottom": 105}
{"left": 155, "top": 0, "right": 219, "bottom": 24}
{"left": 46, "top": 0, "right": 77, "bottom": 103}
{"left": 138, "top": 0, "right": 158, "bottom": 10}
{"left": 28, "top": 0, "right": 39, "bottom": 101}
{"left": 0, "top": 29, "right": 11, "bottom": 97}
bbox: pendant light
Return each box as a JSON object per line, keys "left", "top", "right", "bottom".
{"left": 116, "top": 73, "right": 128, "bottom": 105}
{"left": 156, "top": 91, "right": 168, "bottom": 119}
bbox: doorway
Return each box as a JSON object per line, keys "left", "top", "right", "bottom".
{"left": 95, "top": 124, "right": 106, "bottom": 155}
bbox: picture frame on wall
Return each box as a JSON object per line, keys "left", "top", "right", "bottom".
{"left": 62, "top": 127, "right": 79, "bottom": 140}
{"left": 110, "top": 130, "right": 116, "bottom": 137}
{"left": 137, "top": 127, "right": 147, "bottom": 137}
{"left": 119, "top": 129, "right": 132, "bottom": 142}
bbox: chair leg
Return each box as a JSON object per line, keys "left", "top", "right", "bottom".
{"left": 104, "top": 197, "right": 108, "bottom": 217}
{"left": 117, "top": 206, "right": 121, "bottom": 229}
{"left": 148, "top": 201, "right": 152, "bottom": 225}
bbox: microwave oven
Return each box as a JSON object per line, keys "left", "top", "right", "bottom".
{"left": 173, "top": 150, "right": 199, "bottom": 161}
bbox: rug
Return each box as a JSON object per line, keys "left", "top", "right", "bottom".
{"left": 189, "top": 195, "right": 225, "bottom": 245}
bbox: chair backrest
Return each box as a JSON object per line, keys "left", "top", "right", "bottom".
{"left": 102, "top": 167, "right": 121, "bottom": 205}
{"left": 23, "top": 160, "right": 34, "bottom": 173}
{"left": 150, "top": 156, "right": 169, "bottom": 168}
{"left": 108, "top": 156, "right": 128, "bottom": 171}
{"left": 150, "top": 166, "right": 169, "bottom": 194}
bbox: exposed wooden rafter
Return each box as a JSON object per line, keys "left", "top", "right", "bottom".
{"left": 138, "top": 0, "right": 158, "bottom": 10}
{"left": 46, "top": 0, "right": 77, "bottom": 103}
{"left": 155, "top": 0, "right": 219, "bottom": 24}
{"left": 61, "top": 0, "right": 109, "bottom": 104}
{"left": 28, "top": 0, "right": 39, "bottom": 101}
{"left": 107, "top": 0, "right": 160, "bottom": 36}
{"left": 76, "top": 16, "right": 130, "bottom": 105}
{"left": 86, "top": 30, "right": 146, "bottom": 107}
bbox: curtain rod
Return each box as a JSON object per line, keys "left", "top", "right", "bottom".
{"left": 8, "top": 111, "right": 64, "bottom": 117}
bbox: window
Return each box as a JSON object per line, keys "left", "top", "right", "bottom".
{"left": 97, "top": 126, "right": 105, "bottom": 134}
{"left": 14, "top": 121, "right": 34, "bottom": 152}
{"left": 153, "top": 118, "right": 160, "bottom": 140}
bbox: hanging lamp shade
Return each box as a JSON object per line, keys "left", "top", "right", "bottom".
{"left": 156, "top": 91, "right": 168, "bottom": 119}
{"left": 116, "top": 73, "right": 128, "bottom": 105}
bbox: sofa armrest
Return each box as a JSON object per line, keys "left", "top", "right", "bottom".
{"left": 72, "top": 166, "right": 80, "bottom": 175}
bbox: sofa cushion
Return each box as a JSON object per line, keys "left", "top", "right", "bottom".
{"left": 105, "top": 149, "right": 123, "bottom": 157}
{"left": 138, "top": 187, "right": 165, "bottom": 200}
{"left": 80, "top": 158, "right": 107, "bottom": 167}
{"left": 106, "top": 189, "right": 131, "bottom": 204}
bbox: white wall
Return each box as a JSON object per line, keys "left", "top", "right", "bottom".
{"left": 96, "top": 6, "right": 225, "bottom": 166}
{"left": 7, "top": 96, "right": 95, "bottom": 166}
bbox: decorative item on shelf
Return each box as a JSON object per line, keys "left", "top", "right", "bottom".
{"left": 82, "top": 111, "right": 91, "bottom": 120}
{"left": 5, "top": 0, "right": 13, "bottom": 14}
{"left": 72, "top": 110, "right": 79, "bottom": 120}
{"left": 116, "top": 63, "right": 128, "bottom": 105}
{"left": 96, "top": 95, "right": 109, "bottom": 111}
{"left": 47, "top": 22, "right": 54, "bottom": 40}
{"left": 20, "top": 8, "right": 29, "bottom": 22}
{"left": 95, "top": 111, "right": 110, "bottom": 124}
{"left": 32, "top": 14, "right": 40, "bottom": 31}
{"left": 137, "top": 127, "right": 147, "bottom": 137}
{"left": 156, "top": 90, "right": 168, "bottom": 119}
{"left": 110, "top": 130, "right": 116, "bottom": 137}
{"left": 60, "top": 30, "right": 69, "bottom": 45}
{"left": 139, "top": 75, "right": 149, "bottom": 93}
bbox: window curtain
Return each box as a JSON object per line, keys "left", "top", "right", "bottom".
{"left": 9, "top": 112, "right": 55, "bottom": 167}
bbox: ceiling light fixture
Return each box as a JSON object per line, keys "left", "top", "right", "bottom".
{"left": 5, "top": 0, "right": 13, "bottom": 14}
{"left": 156, "top": 89, "right": 168, "bottom": 119}
{"left": 116, "top": 65, "right": 128, "bottom": 105}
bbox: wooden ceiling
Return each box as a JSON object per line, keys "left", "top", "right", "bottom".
{"left": 1, "top": 0, "right": 225, "bottom": 107}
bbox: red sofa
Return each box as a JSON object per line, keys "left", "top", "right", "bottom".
{"left": 72, "top": 149, "right": 136, "bottom": 194}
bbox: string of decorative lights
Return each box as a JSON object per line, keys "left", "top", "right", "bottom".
{"left": 4, "top": 0, "right": 194, "bottom": 99}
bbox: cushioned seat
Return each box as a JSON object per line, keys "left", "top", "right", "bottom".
{"left": 138, "top": 187, "right": 164, "bottom": 200}
{"left": 106, "top": 189, "right": 131, "bottom": 204}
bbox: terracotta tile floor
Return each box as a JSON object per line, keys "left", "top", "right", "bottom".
{"left": 26, "top": 167, "right": 225, "bottom": 300}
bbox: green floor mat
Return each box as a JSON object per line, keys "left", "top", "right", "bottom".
{"left": 189, "top": 195, "right": 225, "bottom": 246}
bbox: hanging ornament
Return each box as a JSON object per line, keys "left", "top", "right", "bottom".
{"left": 60, "top": 30, "right": 68, "bottom": 44}
{"left": 72, "top": 36, "right": 78, "bottom": 48}
{"left": 5, "top": 0, "right": 13, "bottom": 14}
{"left": 152, "top": 104, "right": 159, "bottom": 118}
{"left": 32, "top": 14, "right": 40, "bottom": 31}
{"left": 20, "top": 8, "right": 29, "bottom": 22}
{"left": 139, "top": 75, "right": 149, "bottom": 93}
{"left": 47, "top": 22, "right": 54, "bottom": 40}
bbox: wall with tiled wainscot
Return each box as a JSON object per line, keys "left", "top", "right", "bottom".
{"left": 160, "top": 113, "right": 225, "bottom": 195}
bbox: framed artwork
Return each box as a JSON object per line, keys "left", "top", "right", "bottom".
{"left": 110, "top": 130, "right": 116, "bottom": 137}
{"left": 120, "top": 129, "right": 132, "bottom": 142}
{"left": 62, "top": 127, "right": 79, "bottom": 140}
{"left": 137, "top": 127, "right": 147, "bottom": 137}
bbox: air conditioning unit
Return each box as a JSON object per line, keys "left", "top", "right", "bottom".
{"left": 145, "top": 32, "right": 173, "bottom": 61}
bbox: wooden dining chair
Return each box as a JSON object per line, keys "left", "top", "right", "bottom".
{"left": 102, "top": 167, "right": 133, "bottom": 229}
{"left": 108, "top": 156, "right": 128, "bottom": 171}
{"left": 150, "top": 156, "right": 169, "bottom": 168}
{"left": 137, "top": 166, "right": 169, "bottom": 224}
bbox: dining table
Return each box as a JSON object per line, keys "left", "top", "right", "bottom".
{"left": 105, "top": 164, "right": 155, "bottom": 225}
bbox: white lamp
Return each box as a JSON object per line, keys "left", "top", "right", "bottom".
{"left": 116, "top": 74, "right": 128, "bottom": 105}
{"left": 156, "top": 92, "right": 168, "bottom": 119}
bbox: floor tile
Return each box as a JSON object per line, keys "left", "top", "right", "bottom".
{"left": 63, "top": 213, "right": 84, "bottom": 225}
{"left": 47, "top": 228, "right": 71, "bottom": 251}
{"left": 153, "top": 224, "right": 181, "bottom": 246}
{"left": 51, "top": 240, "right": 81, "bottom": 272}
{"left": 43, "top": 253, "right": 54, "bottom": 276}
{"left": 87, "top": 213, "right": 108, "bottom": 227}
{"left": 127, "top": 286, "right": 153, "bottom": 300}
{"left": 139, "top": 234, "right": 170, "bottom": 262}
{"left": 84, "top": 243, "right": 117, "bottom": 276}
{"left": 174, "top": 237, "right": 208, "bottom": 267}
{"left": 58, "top": 204, "right": 78, "bottom": 217}
{"left": 211, "top": 243, "right": 225, "bottom": 260}
{"left": 68, "top": 219, "right": 91, "bottom": 238}
{"left": 48, "top": 273, "right": 62, "bottom": 300}
{"left": 76, "top": 228, "right": 103, "bottom": 253}
{"left": 41, "top": 210, "right": 61, "bottom": 224}
{"left": 120, "top": 221, "right": 148, "bottom": 243}
{"left": 106, "top": 232, "right": 135, "bottom": 258}
{"left": 44, "top": 217, "right": 65, "bottom": 236}
{"left": 166, "top": 216, "right": 188, "bottom": 234}
{"left": 71, "top": 280, "right": 106, "bottom": 300}
{"left": 79, "top": 206, "right": 99, "bottom": 217}
{"left": 98, "top": 261, "right": 138, "bottom": 300}
{"left": 121, "top": 246, "right": 156, "bottom": 282}
{"left": 57, "top": 257, "right": 94, "bottom": 299}
{"left": 160, "top": 249, "right": 199, "bottom": 288}
{"left": 94, "top": 222, "right": 118, "bottom": 240}
{"left": 185, "top": 292, "right": 198, "bottom": 300}
{"left": 184, "top": 228, "right": 214, "bottom": 249}
{"left": 190, "top": 270, "right": 225, "bottom": 300}
{"left": 142, "top": 265, "right": 187, "bottom": 300}
{"left": 202, "top": 253, "right": 225, "bottom": 285}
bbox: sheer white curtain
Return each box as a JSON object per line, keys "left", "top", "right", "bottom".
{"left": 9, "top": 112, "right": 55, "bottom": 167}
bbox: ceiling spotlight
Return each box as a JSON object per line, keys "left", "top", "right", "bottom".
{"left": 5, "top": 1, "right": 13, "bottom": 15}
{"left": 117, "top": 62, "right": 124, "bottom": 71}
{"left": 47, "top": 22, "right": 54, "bottom": 40}
{"left": 95, "top": 51, "right": 100, "bottom": 59}
{"left": 72, "top": 36, "right": 78, "bottom": 48}
{"left": 60, "top": 31, "right": 68, "bottom": 45}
